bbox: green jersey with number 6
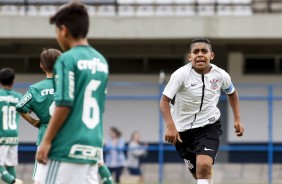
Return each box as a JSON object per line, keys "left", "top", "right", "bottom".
{"left": 0, "top": 89, "right": 22, "bottom": 145}
{"left": 50, "top": 45, "right": 109, "bottom": 164}
{"left": 16, "top": 78, "right": 55, "bottom": 145}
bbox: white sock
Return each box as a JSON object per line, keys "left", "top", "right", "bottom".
{"left": 197, "top": 179, "right": 213, "bottom": 184}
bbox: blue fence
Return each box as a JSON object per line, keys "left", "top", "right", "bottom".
{"left": 14, "top": 82, "right": 282, "bottom": 184}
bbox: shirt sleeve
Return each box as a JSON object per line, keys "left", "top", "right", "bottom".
{"left": 221, "top": 70, "right": 235, "bottom": 95}
{"left": 162, "top": 68, "right": 185, "bottom": 99}
{"left": 53, "top": 57, "right": 75, "bottom": 107}
{"left": 16, "top": 89, "right": 33, "bottom": 113}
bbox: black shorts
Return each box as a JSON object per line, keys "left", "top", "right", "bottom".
{"left": 175, "top": 121, "right": 222, "bottom": 174}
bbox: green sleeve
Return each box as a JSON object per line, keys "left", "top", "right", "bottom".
{"left": 16, "top": 89, "right": 33, "bottom": 113}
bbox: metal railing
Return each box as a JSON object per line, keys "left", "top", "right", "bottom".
{"left": 0, "top": 0, "right": 282, "bottom": 15}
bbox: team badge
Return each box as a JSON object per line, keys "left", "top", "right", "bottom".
{"left": 184, "top": 159, "right": 194, "bottom": 170}
{"left": 210, "top": 79, "right": 219, "bottom": 90}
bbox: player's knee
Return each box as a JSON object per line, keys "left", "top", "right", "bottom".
{"left": 196, "top": 161, "right": 212, "bottom": 177}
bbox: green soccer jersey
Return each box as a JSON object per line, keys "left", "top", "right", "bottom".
{"left": 50, "top": 45, "right": 109, "bottom": 164}
{"left": 16, "top": 78, "right": 54, "bottom": 145}
{"left": 0, "top": 89, "right": 22, "bottom": 145}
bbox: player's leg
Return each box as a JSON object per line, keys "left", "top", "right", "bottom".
{"left": 5, "top": 166, "right": 16, "bottom": 178}
{"left": 98, "top": 163, "right": 113, "bottom": 184}
{"left": 197, "top": 178, "right": 213, "bottom": 184}
{"left": 195, "top": 121, "right": 222, "bottom": 184}
{"left": 6, "top": 145, "right": 23, "bottom": 184}
{"left": 175, "top": 131, "right": 197, "bottom": 180}
{"left": 196, "top": 155, "right": 213, "bottom": 183}
{"left": 0, "top": 166, "right": 16, "bottom": 184}
{"left": 0, "top": 145, "right": 22, "bottom": 184}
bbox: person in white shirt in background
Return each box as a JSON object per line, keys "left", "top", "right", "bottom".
{"left": 126, "top": 131, "right": 148, "bottom": 184}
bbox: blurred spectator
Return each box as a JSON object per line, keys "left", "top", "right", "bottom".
{"left": 126, "top": 131, "right": 148, "bottom": 184}
{"left": 105, "top": 127, "right": 126, "bottom": 184}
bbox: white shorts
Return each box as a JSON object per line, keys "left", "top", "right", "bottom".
{"left": 0, "top": 145, "right": 18, "bottom": 166}
{"left": 33, "top": 160, "right": 44, "bottom": 181}
{"left": 37, "top": 160, "right": 99, "bottom": 184}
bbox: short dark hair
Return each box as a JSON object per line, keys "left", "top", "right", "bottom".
{"left": 0, "top": 68, "right": 15, "bottom": 86}
{"left": 189, "top": 37, "right": 212, "bottom": 52}
{"left": 40, "top": 48, "right": 61, "bottom": 73}
{"left": 111, "top": 127, "right": 122, "bottom": 138}
{"left": 50, "top": 2, "right": 89, "bottom": 39}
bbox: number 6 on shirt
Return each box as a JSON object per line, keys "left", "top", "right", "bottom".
{"left": 82, "top": 79, "right": 101, "bottom": 129}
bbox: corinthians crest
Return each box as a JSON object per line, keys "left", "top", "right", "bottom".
{"left": 184, "top": 159, "right": 194, "bottom": 170}
{"left": 210, "top": 79, "right": 218, "bottom": 90}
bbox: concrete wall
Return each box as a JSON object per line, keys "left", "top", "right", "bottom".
{"left": 1, "top": 15, "right": 282, "bottom": 40}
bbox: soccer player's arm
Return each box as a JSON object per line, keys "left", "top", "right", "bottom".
{"left": 222, "top": 72, "right": 244, "bottom": 137}
{"left": 19, "top": 112, "right": 40, "bottom": 128}
{"left": 160, "top": 71, "right": 183, "bottom": 145}
{"left": 160, "top": 95, "right": 174, "bottom": 129}
{"left": 16, "top": 90, "right": 40, "bottom": 128}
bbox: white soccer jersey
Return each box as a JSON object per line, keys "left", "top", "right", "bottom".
{"left": 163, "top": 63, "right": 235, "bottom": 132}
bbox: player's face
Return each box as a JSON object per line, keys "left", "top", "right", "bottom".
{"left": 188, "top": 43, "right": 214, "bottom": 74}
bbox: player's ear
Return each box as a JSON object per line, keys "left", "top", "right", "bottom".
{"left": 187, "top": 53, "right": 192, "bottom": 62}
{"left": 40, "top": 62, "right": 45, "bottom": 71}
{"left": 210, "top": 52, "right": 215, "bottom": 61}
{"left": 59, "top": 25, "right": 68, "bottom": 37}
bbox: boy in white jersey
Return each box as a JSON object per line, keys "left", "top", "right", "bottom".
{"left": 0, "top": 68, "right": 23, "bottom": 184}
{"left": 16, "top": 48, "right": 61, "bottom": 184}
{"left": 160, "top": 38, "right": 244, "bottom": 184}
{"left": 36, "top": 2, "right": 112, "bottom": 184}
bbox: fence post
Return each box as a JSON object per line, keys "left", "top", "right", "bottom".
{"left": 268, "top": 85, "right": 273, "bottom": 184}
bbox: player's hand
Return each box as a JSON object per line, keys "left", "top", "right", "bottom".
{"left": 36, "top": 140, "right": 51, "bottom": 164}
{"left": 234, "top": 121, "right": 244, "bottom": 136}
{"left": 165, "top": 125, "right": 182, "bottom": 145}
